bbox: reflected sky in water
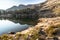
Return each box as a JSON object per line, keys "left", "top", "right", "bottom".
{"left": 0, "top": 20, "right": 29, "bottom": 35}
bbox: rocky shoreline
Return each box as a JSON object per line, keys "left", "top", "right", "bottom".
{"left": 0, "top": 17, "right": 60, "bottom": 40}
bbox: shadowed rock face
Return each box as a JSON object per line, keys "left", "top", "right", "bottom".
{"left": 38, "top": 0, "right": 60, "bottom": 18}
{"left": 52, "top": 29, "right": 60, "bottom": 36}
{"left": 40, "top": 0, "right": 60, "bottom": 10}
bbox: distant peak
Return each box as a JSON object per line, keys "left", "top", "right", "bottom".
{"left": 12, "top": 6, "right": 17, "bottom": 7}
{"left": 47, "top": 0, "right": 60, "bottom": 1}
{"left": 19, "top": 4, "right": 24, "bottom": 6}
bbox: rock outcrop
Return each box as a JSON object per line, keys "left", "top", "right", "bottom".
{"left": 0, "top": 17, "right": 60, "bottom": 40}
{"left": 38, "top": 0, "right": 60, "bottom": 18}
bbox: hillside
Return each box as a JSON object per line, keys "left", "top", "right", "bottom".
{"left": 38, "top": 0, "right": 60, "bottom": 18}
{"left": 1, "top": 0, "right": 60, "bottom": 19}
{"left": 0, "top": 0, "right": 60, "bottom": 18}
{"left": 1, "top": 17, "right": 60, "bottom": 40}
{"left": 0, "top": 0, "right": 60, "bottom": 40}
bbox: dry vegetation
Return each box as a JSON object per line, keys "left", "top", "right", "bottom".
{"left": 0, "top": 17, "right": 60, "bottom": 40}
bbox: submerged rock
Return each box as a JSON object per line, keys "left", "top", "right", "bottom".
{"left": 8, "top": 32, "right": 16, "bottom": 34}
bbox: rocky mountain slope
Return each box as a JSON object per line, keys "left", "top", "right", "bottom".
{"left": 1, "top": 17, "right": 60, "bottom": 40}
{"left": 38, "top": 0, "right": 60, "bottom": 18}
{"left": 0, "top": 0, "right": 60, "bottom": 40}
{"left": 1, "top": 0, "right": 60, "bottom": 19}
{"left": 6, "top": 4, "right": 40, "bottom": 11}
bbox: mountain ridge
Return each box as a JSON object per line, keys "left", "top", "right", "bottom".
{"left": 6, "top": 4, "right": 40, "bottom": 11}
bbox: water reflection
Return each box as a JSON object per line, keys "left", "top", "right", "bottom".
{"left": 0, "top": 20, "right": 29, "bottom": 35}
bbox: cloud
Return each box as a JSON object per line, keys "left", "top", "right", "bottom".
{"left": 14, "top": 0, "right": 46, "bottom": 4}
{"left": 0, "top": 0, "right": 46, "bottom": 9}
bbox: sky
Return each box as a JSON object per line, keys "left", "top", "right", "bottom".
{"left": 0, "top": 0, "right": 46, "bottom": 10}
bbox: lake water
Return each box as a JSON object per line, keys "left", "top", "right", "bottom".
{"left": 0, "top": 20, "right": 30, "bottom": 35}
